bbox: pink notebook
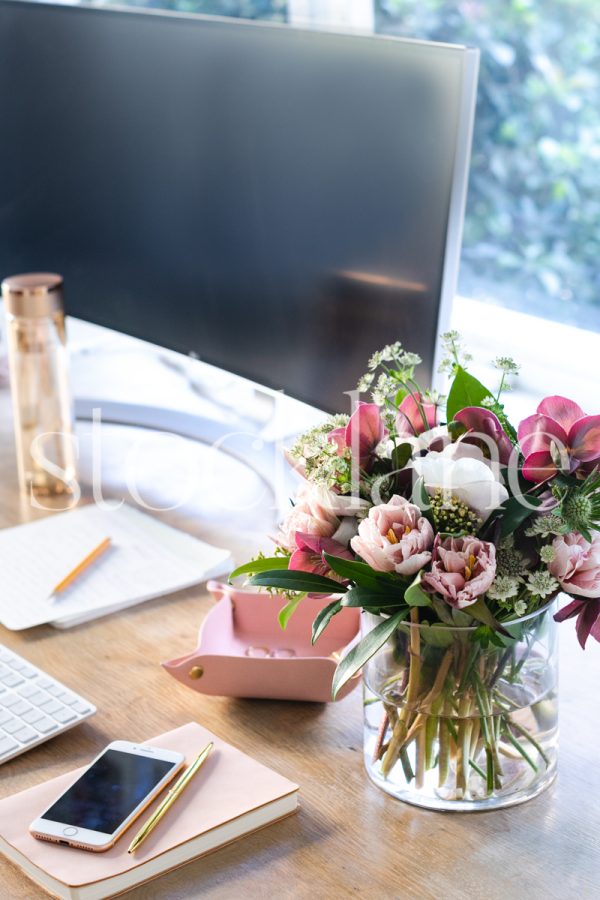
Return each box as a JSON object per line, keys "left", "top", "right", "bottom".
{"left": 0, "top": 722, "right": 299, "bottom": 900}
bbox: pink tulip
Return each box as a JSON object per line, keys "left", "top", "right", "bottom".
{"left": 518, "top": 396, "right": 600, "bottom": 483}
{"left": 548, "top": 531, "right": 600, "bottom": 599}
{"left": 328, "top": 402, "right": 388, "bottom": 470}
{"left": 277, "top": 483, "right": 340, "bottom": 552}
{"left": 350, "top": 495, "right": 434, "bottom": 576}
{"left": 422, "top": 535, "right": 496, "bottom": 609}
{"left": 554, "top": 596, "right": 600, "bottom": 649}
{"left": 396, "top": 393, "right": 438, "bottom": 438}
{"left": 289, "top": 532, "right": 354, "bottom": 578}
{"left": 454, "top": 407, "right": 513, "bottom": 466}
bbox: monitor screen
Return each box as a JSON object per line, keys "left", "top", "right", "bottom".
{"left": 0, "top": 2, "right": 477, "bottom": 411}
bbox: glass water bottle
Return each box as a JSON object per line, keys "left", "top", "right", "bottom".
{"left": 2, "top": 273, "right": 77, "bottom": 498}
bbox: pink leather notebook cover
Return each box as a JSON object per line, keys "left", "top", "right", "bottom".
{"left": 0, "top": 722, "right": 299, "bottom": 890}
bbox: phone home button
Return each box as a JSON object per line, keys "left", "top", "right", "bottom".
{"left": 62, "top": 827, "right": 78, "bottom": 837}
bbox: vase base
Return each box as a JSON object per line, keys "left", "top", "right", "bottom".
{"left": 364, "top": 750, "right": 557, "bottom": 812}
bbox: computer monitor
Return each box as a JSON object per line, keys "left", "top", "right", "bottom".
{"left": 0, "top": 1, "right": 478, "bottom": 413}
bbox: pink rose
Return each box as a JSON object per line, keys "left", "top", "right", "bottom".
{"left": 289, "top": 532, "right": 354, "bottom": 578}
{"left": 277, "top": 483, "right": 340, "bottom": 552}
{"left": 422, "top": 535, "right": 496, "bottom": 609}
{"left": 350, "top": 495, "right": 434, "bottom": 576}
{"left": 548, "top": 531, "right": 600, "bottom": 598}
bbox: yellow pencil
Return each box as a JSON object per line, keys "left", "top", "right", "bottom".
{"left": 49, "top": 536, "right": 112, "bottom": 598}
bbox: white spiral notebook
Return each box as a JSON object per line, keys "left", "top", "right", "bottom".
{"left": 0, "top": 503, "right": 231, "bottom": 630}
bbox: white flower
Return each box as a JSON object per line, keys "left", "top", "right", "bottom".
{"left": 413, "top": 445, "right": 509, "bottom": 523}
{"left": 487, "top": 575, "right": 521, "bottom": 601}
{"left": 386, "top": 425, "right": 449, "bottom": 459}
{"left": 526, "top": 570, "right": 559, "bottom": 599}
{"left": 540, "top": 544, "right": 556, "bottom": 564}
{"left": 412, "top": 424, "right": 449, "bottom": 452}
{"left": 525, "top": 515, "right": 565, "bottom": 538}
{"left": 357, "top": 373, "right": 374, "bottom": 392}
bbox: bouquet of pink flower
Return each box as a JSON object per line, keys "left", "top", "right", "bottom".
{"left": 231, "top": 333, "right": 600, "bottom": 807}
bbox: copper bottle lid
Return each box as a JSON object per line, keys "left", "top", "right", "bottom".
{"left": 1, "top": 273, "right": 64, "bottom": 317}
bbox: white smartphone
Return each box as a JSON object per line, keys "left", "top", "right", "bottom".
{"left": 30, "top": 740, "right": 185, "bottom": 852}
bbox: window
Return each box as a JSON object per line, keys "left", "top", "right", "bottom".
{"left": 377, "top": 1, "right": 600, "bottom": 333}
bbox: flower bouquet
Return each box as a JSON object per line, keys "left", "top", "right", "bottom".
{"left": 230, "top": 333, "right": 600, "bottom": 810}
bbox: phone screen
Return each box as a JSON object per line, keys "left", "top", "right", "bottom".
{"left": 41, "top": 750, "right": 176, "bottom": 834}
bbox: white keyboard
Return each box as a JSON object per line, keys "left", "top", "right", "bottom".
{"left": 0, "top": 644, "right": 96, "bottom": 764}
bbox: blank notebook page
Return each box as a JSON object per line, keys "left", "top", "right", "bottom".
{"left": 0, "top": 504, "right": 231, "bottom": 630}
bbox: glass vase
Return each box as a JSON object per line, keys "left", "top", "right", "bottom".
{"left": 363, "top": 601, "right": 558, "bottom": 811}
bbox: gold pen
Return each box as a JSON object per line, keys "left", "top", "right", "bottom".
{"left": 128, "top": 742, "right": 214, "bottom": 854}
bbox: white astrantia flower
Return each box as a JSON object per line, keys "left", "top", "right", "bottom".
{"left": 525, "top": 515, "right": 565, "bottom": 538}
{"left": 413, "top": 445, "right": 509, "bottom": 523}
{"left": 526, "top": 570, "right": 559, "bottom": 598}
{"left": 357, "top": 372, "right": 374, "bottom": 393}
{"left": 487, "top": 575, "right": 521, "bottom": 601}
{"left": 540, "top": 544, "right": 556, "bottom": 564}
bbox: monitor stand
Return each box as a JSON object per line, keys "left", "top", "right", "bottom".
{"left": 74, "top": 396, "right": 306, "bottom": 515}
{"left": 69, "top": 319, "right": 325, "bottom": 514}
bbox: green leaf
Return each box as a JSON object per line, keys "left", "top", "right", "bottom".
{"left": 498, "top": 495, "right": 542, "bottom": 538}
{"left": 464, "top": 598, "right": 511, "bottom": 638}
{"left": 404, "top": 571, "right": 432, "bottom": 607}
{"left": 340, "top": 586, "right": 405, "bottom": 608}
{"left": 446, "top": 366, "right": 494, "bottom": 421}
{"left": 248, "top": 569, "right": 346, "bottom": 595}
{"left": 391, "top": 442, "right": 413, "bottom": 472}
{"left": 332, "top": 610, "right": 408, "bottom": 699}
{"left": 451, "top": 609, "right": 473, "bottom": 627}
{"left": 431, "top": 597, "right": 455, "bottom": 624}
{"left": 311, "top": 599, "right": 342, "bottom": 644}
{"left": 229, "top": 556, "right": 290, "bottom": 582}
{"left": 420, "top": 622, "right": 454, "bottom": 647}
{"left": 394, "top": 387, "right": 408, "bottom": 407}
{"left": 448, "top": 420, "right": 467, "bottom": 441}
{"left": 278, "top": 593, "right": 306, "bottom": 629}
{"left": 322, "top": 554, "right": 401, "bottom": 591}
{"left": 473, "top": 625, "right": 505, "bottom": 649}
{"left": 411, "top": 476, "right": 432, "bottom": 514}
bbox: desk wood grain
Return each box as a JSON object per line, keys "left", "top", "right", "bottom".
{"left": 0, "top": 390, "right": 598, "bottom": 900}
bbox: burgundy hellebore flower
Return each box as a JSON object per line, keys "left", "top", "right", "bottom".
{"left": 554, "top": 597, "right": 600, "bottom": 649}
{"left": 328, "top": 402, "right": 388, "bottom": 470}
{"left": 396, "top": 393, "right": 438, "bottom": 438}
{"left": 518, "top": 396, "right": 600, "bottom": 483}
{"left": 289, "top": 532, "right": 353, "bottom": 578}
{"left": 422, "top": 534, "right": 497, "bottom": 610}
{"left": 454, "top": 406, "right": 513, "bottom": 466}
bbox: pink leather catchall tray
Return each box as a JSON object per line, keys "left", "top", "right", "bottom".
{"left": 162, "top": 581, "right": 361, "bottom": 702}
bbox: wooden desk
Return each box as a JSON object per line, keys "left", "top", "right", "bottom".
{"left": 0, "top": 388, "right": 598, "bottom": 900}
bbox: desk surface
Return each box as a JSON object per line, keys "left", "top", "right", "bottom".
{"left": 0, "top": 384, "right": 598, "bottom": 900}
